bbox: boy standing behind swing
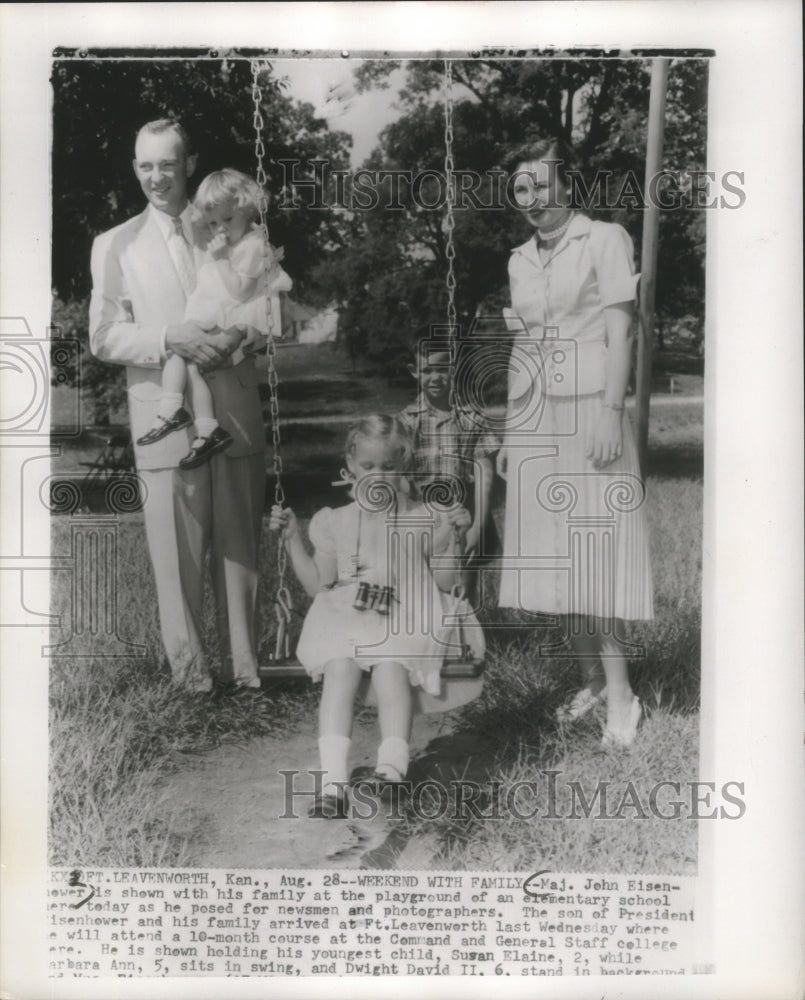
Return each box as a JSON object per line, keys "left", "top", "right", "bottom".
{"left": 397, "top": 333, "right": 501, "bottom": 606}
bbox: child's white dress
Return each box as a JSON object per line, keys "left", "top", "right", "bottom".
{"left": 296, "top": 500, "right": 483, "bottom": 712}
{"left": 184, "top": 227, "right": 292, "bottom": 364}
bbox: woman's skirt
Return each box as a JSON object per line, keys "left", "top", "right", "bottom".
{"left": 498, "top": 392, "right": 654, "bottom": 621}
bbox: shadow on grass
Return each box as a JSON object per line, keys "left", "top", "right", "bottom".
{"left": 370, "top": 640, "right": 701, "bottom": 871}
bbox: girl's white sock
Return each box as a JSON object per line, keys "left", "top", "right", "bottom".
{"left": 318, "top": 734, "right": 351, "bottom": 797}
{"left": 376, "top": 737, "right": 409, "bottom": 781}
{"left": 195, "top": 417, "right": 219, "bottom": 439}
{"left": 157, "top": 392, "right": 184, "bottom": 421}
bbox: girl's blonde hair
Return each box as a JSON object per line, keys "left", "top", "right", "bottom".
{"left": 345, "top": 415, "right": 413, "bottom": 473}
{"left": 193, "top": 168, "right": 263, "bottom": 222}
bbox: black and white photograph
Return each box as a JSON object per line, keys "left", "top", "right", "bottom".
{"left": 1, "top": 3, "right": 802, "bottom": 997}
{"left": 45, "top": 45, "right": 711, "bottom": 875}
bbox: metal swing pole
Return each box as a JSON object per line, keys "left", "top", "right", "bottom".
{"left": 635, "top": 57, "right": 670, "bottom": 475}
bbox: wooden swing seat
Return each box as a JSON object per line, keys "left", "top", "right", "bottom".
{"left": 258, "top": 656, "right": 484, "bottom": 681}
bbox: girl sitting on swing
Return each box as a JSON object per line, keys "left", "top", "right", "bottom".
{"left": 269, "top": 415, "right": 480, "bottom": 819}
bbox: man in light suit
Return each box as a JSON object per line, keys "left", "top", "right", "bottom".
{"left": 89, "top": 119, "right": 266, "bottom": 694}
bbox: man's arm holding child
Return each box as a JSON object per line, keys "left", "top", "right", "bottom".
{"left": 89, "top": 230, "right": 232, "bottom": 369}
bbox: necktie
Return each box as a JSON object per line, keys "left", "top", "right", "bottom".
{"left": 168, "top": 216, "right": 196, "bottom": 296}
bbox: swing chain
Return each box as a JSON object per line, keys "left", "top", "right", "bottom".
{"left": 251, "top": 59, "right": 291, "bottom": 620}
{"left": 443, "top": 59, "right": 458, "bottom": 414}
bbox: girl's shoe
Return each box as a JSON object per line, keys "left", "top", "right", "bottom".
{"left": 178, "top": 426, "right": 233, "bottom": 469}
{"left": 556, "top": 685, "right": 608, "bottom": 723}
{"left": 349, "top": 765, "right": 377, "bottom": 787}
{"left": 308, "top": 790, "right": 349, "bottom": 819}
{"left": 136, "top": 407, "right": 193, "bottom": 445}
{"left": 349, "top": 765, "right": 408, "bottom": 796}
{"left": 601, "top": 696, "right": 642, "bottom": 749}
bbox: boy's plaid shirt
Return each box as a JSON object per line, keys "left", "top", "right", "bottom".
{"left": 398, "top": 395, "right": 501, "bottom": 497}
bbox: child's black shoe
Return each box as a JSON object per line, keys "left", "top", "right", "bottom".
{"left": 178, "top": 426, "right": 233, "bottom": 469}
{"left": 137, "top": 407, "right": 193, "bottom": 445}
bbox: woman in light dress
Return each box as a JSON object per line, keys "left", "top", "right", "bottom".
{"left": 498, "top": 138, "right": 654, "bottom": 748}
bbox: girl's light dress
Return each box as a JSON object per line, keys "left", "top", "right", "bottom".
{"left": 184, "top": 227, "right": 292, "bottom": 362}
{"left": 498, "top": 214, "right": 654, "bottom": 622}
{"left": 296, "top": 500, "right": 482, "bottom": 713}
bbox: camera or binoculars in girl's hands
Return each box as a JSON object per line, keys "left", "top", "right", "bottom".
{"left": 353, "top": 582, "right": 396, "bottom": 615}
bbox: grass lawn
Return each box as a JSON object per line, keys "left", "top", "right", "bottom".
{"left": 49, "top": 396, "right": 702, "bottom": 871}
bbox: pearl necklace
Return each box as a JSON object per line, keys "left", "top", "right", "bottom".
{"left": 537, "top": 211, "right": 575, "bottom": 243}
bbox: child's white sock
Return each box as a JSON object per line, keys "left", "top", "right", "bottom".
{"left": 194, "top": 417, "right": 219, "bottom": 439}
{"left": 318, "top": 734, "right": 351, "bottom": 797}
{"left": 157, "top": 392, "right": 184, "bottom": 421}
{"left": 375, "top": 737, "right": 409, "bottom": 782}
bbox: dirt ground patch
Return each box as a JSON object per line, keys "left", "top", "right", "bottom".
{"left": 161, "top": 705, "right": 498, "bottom": 870}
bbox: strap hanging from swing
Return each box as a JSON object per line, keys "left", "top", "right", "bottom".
{"left": 251, "top": 59, "right": 293, "bottom": 657}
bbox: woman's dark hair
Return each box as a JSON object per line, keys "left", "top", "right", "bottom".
{"left": 504, "top": 136, "right": 579, "bottom": 190}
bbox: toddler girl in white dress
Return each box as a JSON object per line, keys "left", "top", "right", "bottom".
{"left": 137, "top": 168, "right": 291, "bottom": 469}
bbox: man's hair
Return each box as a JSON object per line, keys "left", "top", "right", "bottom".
{"left": 136, "top": 118, "right": 194, "bottom": 158}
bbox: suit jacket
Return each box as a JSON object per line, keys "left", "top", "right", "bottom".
{"left": 89, "top": 207, "right": 266, "bottom": 470}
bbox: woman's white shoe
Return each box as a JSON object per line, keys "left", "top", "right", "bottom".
{"left": 556, "top": 685, "right": 608, "bottom": 723}
{"left": 601, "top": 696, "right": 642, "bottom": 748}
